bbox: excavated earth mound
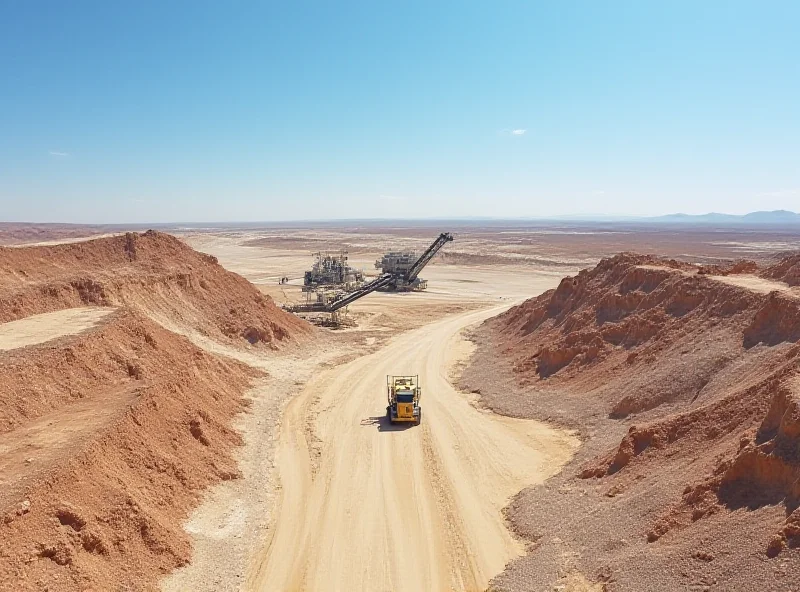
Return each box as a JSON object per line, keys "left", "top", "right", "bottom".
{"left": 0, "top": 310, "right": 260, "bottom": 591}
{"left": 0, "top": 233, "right": 311, "bottom": 591}
{"left": 462, "top": 252, "right": 800, "bottom": 591}
{"left": 0, "top": 230, "right": 309, "bottom": 346}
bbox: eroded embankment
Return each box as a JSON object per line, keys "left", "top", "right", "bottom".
{"left": 0, "top": 232, "right": 312, "bottom": 591}
{"left": 461, "top": 252, "right": 800, "bottom": 591}
{"left": 0, "top": 310, "right": 261, "bottom": 591}
{"left": 0, "top": 230, "right": 310, "bottom": 346}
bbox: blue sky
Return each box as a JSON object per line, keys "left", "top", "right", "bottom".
{"left": 1, "top": 1, "right": 798, "bottom": 223}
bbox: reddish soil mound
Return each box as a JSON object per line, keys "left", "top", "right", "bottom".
{"left": 0, "top": 310, "right": 260, "bottom": 591}
{"left": 490, "top": 254, "right": 779, "bottom": 414}
{"left": 463, "top": 252, "right": 800, "bottom": 590}
{"left": 0, "top": 231, "right": 309, "bottom": 346}
{"left": 644, "top": 371, "right": 800, "bottom": 556}
{"left": 762, "top": 252, "right": 800, "bottom": 286}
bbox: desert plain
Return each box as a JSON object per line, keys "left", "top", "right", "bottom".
{"left": 1, "top": 220, "right": 800, "bottom": 591}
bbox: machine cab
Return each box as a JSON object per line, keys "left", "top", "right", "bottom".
{"left": 387, "top": 375, "right": 422, "bottom": 425}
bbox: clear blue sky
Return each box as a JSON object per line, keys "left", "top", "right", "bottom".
{"left": 1, "top": 1, "right": 798, "bottom": 223}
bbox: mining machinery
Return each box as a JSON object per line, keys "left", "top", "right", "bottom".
{"left": 375, "top": 252, "right": 427, "bottom": 291}
{"left": 302, "top": 250, "right": 364, "bottom": 291}
{"left": 284, "top": 232, "right": 453, "bottom": 315}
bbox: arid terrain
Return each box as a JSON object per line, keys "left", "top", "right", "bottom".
{"left": 2, "top": 222, "right": 800, "bottom": 591}
{"left": 462, "top": 253, "right": 800, "bottom": 590}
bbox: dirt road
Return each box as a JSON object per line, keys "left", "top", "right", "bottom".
{"left": 247, "top": 305, "right": 578, "bottom": 592}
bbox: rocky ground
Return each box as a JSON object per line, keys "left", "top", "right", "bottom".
{"left": 461, "top": 252, "right": 800, "bottom": 591}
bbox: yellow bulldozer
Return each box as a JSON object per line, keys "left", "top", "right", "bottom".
{"left": 386, "top": 375, "right": 422, "bottom": 425}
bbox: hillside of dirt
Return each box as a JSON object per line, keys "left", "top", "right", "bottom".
{"left": 0, "top": 232, "right": 313, "bottom": 591}
{"left": 762, "top": 252, "right": 800, "bottom": 286}
{"left": 462, "top": 252, "right": 800, "bottom": 591}
{"left": 0, "top": 310, "right": 261, "bottom": 591}
{"left": 0, "top": 230, "right": 309, "bottom": 346}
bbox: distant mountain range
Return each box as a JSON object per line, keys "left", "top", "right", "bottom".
{"left": 537, "top": 210, "right": 800, "bottom": 224}
{"left": 646, "top": 210, "right": 800, "bottom": 224}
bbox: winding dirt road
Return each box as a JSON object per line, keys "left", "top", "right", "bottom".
{"left": 247, "top": 306, "right": 578, "bottom": 592}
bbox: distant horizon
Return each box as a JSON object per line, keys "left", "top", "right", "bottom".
{"left": 3, "top": 209, "right": 800, "bottom": 228}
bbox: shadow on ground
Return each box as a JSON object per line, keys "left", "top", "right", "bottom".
{"left": 361, "top": 415, "right": 416, "bottom": 432}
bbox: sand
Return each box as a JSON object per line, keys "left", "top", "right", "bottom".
{"left": 247, "top": 306, "right": 578, "bottom": 592}
{"left": 156, "top": 231, "right": 577, "bottom": 592}
{"left": 0, "top": 307, "right": 115, "bottom": 351}
{"left": 0, "top": 234, "right": 305, "bottom": 591}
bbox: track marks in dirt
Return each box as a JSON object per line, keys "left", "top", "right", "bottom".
{"left": 248, "top": 307, "right": 578, "bottom": 592}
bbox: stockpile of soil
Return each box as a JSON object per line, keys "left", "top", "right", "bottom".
{"left": 0, "top": 231, "right": 309, "bottom": 346}
{"left": 462, "top": 252, "right": 800, "bottom": 591}
{"left": 0, "top": 310, "right": 261, "bottom": 591}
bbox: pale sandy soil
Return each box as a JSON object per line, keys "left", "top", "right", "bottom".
{"left": 638, "top": 266, "right": 800, "bottom": 298}
{"left": 0, "top": 307, "right": 115, "bottom": 351}
{"left": 4, "top": 233, "right": 124, "bottom": 248}
{"left": 247, "top": 306, "right": 578, "bottom": 592}
{"left": 159, "top": 233, "right": 578, "bottom": 592}
{"left": 4, "top": 226, "right": 799, "bottom": 592}
{"left": 710, "top": 273, "right": 800, "bottom": 297}
{"left": 0, "top": 306, "right": 123, "bottom": 520}
{"left": 160, "top": 331, "right": 348, "bottom": 592}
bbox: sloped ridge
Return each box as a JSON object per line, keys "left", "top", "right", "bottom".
{"left": 697, "top": 259, "right": 759, "bottom": 276}
{"left": 486, "top": 251, "right": 800, "bottom": 561}
{"left": 639, "top": 370, "right": 800, "bottom": 556}
{"left": 459, "top": 251, "right": 800, "bottom": 589}
{"left": 0, "top": 310, "right": 260, "bottom": 590}
{"left": 762, "top": 253, "right": 800, "bottom": 286}
{"left": 491, "top": 254, "right": 799, "bottom": 399}
{"left": 744, "top": 292, "right": 800, "bottom": 347}
{"left": 0, "top": 231, "right": 309, "bottom": 346}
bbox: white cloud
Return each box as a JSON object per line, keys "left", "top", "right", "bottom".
{"left": 48, "top": 150, "right": 68, "bottom": 157}
{"left": 497, "top": 128, "right": 527, "bottom": 136}
{"left": 379, "top": 194, "right": 404, "bottom": 201}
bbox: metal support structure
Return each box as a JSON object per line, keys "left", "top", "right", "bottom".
{"left": 284, "top": 232, "right": 453, "bottom": 317}
{"left": 404, "top": 232, "right": 453, "bottom": 282}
